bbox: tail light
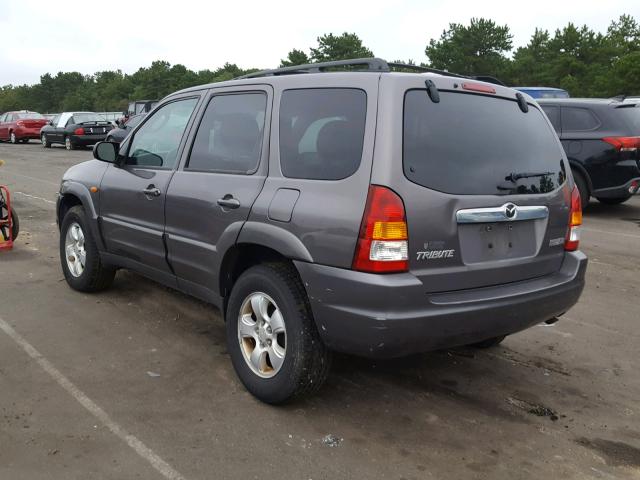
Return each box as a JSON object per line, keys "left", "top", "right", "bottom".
{"left": 74, "top": 127, "right": 85, "bottom": 135}
{"left": 602, "top": 136, "right": 640, "bottom": 152}
{"left": 16, "top": 121, "right": 25, "bottom": 127}
{"left": 353, "top": 185, "right": 409, "bottom": 273}
{"left": 565, "top": 186, "right": 582, "bottom": 251}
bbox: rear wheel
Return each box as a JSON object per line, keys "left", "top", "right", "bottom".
{"left": 470, "top": 335, "right": 506, "bottom": 349}
{"left": 226, "top": 263, "right": 331, "bottom": 404}
{"left": 41, "top": 134, "right": 51, "bottom": 148}
{"left": 60, "top": 206, "right": 115, "bottom": 292}
{"left": 572, "top": 169, "right": 589, "bottom": 209}
{"left": 64, "top": 136, "right": 76, "bottom": 150}
{"left": 596, "top": 196, "right": 632, "bottom": 205}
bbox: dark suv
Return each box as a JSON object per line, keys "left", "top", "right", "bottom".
{"left": 57, "top": 58, "right": 587, "bottom": 403}
{"left": 538, "top": 98, "right": 640, "bottom": 207}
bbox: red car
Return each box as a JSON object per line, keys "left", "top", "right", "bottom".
{"left": 0, "top": 111, "right": 49, "bottom": 144}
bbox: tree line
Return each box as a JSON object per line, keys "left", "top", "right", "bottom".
{"left": 0, "top": 14, "right": 638, "bottom": 114}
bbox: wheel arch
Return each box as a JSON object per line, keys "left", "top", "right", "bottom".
{"left": 58, "top": 181, "right": 105, "bottom": 250}
{"left": 568, "top": 160, "right": 593, "bottom": 194}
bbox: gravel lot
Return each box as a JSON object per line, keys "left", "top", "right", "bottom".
{"left": 1, "top": 141, "right": 639, "bottom": 480}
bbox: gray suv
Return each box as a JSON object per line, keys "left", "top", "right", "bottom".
{"left": 57, "top": 58, "right": 587, "bottom": 404}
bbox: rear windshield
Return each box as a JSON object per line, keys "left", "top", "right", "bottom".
{"left": 72, "top": 113, "right": 102, "bottom": 124}
{"left": 403, "top": 90, "right": 566, "bottom": 195}
{"left": 616, "top": 105, "right": 640, "bottom": 132}
{"left": 16, "top": 112, "right": 44, "bottom": 119}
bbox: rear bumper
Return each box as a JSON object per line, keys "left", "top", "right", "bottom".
{"left": 592, "top": 177, "right": 640, "bottom": 198}
{"left": 70, "top": 134, "right": 109, "bottom": 146}
{"left": 14, "top": 127, "right": 42, "bottom": 139}
{"left": 295, "top": 251, "right": 587, "bottom": 358}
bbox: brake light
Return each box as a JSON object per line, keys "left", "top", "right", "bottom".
{"left": 16, "top": 121, "right": 25, "bottom": 127}
{"left": 74, "top": 127, "right": 85, "bottom": 135}
{"left": 602, "top": 136, "right": 640, "bottom": 152}
{"left": 461, "top": 82, "right": 496, "bottom": 94}
{"left": 353, "top": 185, "right": 409, "bottom": 273}
{"left": 565, "top": 186, "right": 582, "bottom": 251}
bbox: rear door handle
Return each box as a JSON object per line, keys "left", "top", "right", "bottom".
{"left": 217, "top": 195, "right": 240, "bottom": 209}
{"left": 143, "top": 185, "right": 161, "bottom": 197}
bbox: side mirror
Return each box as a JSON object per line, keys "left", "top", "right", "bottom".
{"left": 48, "top": 121, "right": 54, "bottom": 126}
{"left": 93, "top": 141, "right": 118, "bottom": 163}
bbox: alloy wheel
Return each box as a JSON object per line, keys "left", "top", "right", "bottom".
{"left": 64, "top": 222, "right": 86, "bottom": 277}
{"left": 237, "top": 292, "right": 287, "bottom": 378}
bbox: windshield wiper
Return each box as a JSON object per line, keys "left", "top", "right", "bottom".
{"left": 504, "top": 171, "right": 553, "bottom": 183}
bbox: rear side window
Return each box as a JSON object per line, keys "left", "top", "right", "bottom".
{"left": 561, "top": 107, "right": 600, "bottom": 131}
{"left": 616, "top": 105, "right": 640, "bottom": 131}
{"left": 403, "top": 91, "right": 566, "bottom": 196}
{"left": 280, "top": 88, "right": 366, "bottom": 180}
{"left": 540, "top": 105, "right": 560, "bottom": 132}
{"left": 187, "top": 93, "right": 266, "bottom": 174}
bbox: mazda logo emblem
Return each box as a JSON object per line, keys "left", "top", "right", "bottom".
{"left": 505, "top": 203, "right": 517, "bottom": 219}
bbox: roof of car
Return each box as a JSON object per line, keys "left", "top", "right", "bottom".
{"left": 514, "top": 87, "right": 567, "bottom": 91}
{"left": 537, "top": 98, "right": 637, "bottom": 107}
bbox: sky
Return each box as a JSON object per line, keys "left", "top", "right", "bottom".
{"left": 1, "top": 0, "right": 638, "bottom": 85}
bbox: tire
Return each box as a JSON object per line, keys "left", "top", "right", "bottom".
{"left": 226, "top": 263, "right": 331, "bottom": 404}
{"left": 470, "top": 335, "right": 506, "bottom": 349}
{"left": 596, "top": 196, "right": 632, "bottom": 205}
{"left": 572, "top": 169, "right": 589, "bottom": 210}
{"left": 0, "top": 202, "right": 18, "bottom": 242}
{"left": 60, "top": 205, "right": 115, "bottom": 292}
{"left": 9, "top": 131, "right": 17, "bottom": 144}
{"left": 64, "top": 136, "right": 76, "bottom": 150}
{"left": 41, "top": 134, "right": 51, "bottom": 148}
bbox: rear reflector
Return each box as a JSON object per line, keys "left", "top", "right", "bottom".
{"left": 353, "top": 186, "right": 409, "bottom": 273}
{"left": 565, "top": 186, "right": 582, "bottom": 251}
{"left": 602, "top": 136, "right": 640, "bottom": 152}
{"left": 461, "top": 82, "right": 496, "bottom": 94}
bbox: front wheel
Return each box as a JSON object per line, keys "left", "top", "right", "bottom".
{"left": 596, "top": 196, "right": 631, "bottom": 205}
{"left": 226, "top": 263, "right": 331, "bottom": 404}
{"left": 60, "top": 206, "right": 115, "bottom": 292}
{"left": 9, "top": 132, "right": 17, "bottom": 144}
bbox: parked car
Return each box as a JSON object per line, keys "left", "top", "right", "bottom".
{"left": 0, "top": 111, "right": 49, "bottom": 143}
{"left": 514, "top": 87, "right": 570, "bottom": 99}
{"left": 105, "top": 113, "right": 145, "bottom": 143}
{"left": 538, "top": 98, "right": 640, "bottom": 207}
{"left": 40, "top": 112, "right": 114, "bottom": 150}
{"left": 57, "top": 58, "right": 587, "bottom": 403}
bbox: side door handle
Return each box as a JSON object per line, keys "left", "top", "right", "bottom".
{"left": 143, "top": 185, "right": 161, "bottom": 198}
{"left": 217, "top": 194, "right": 240, "bottom": 209}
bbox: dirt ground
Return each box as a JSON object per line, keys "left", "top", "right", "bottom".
{"left": 1, "top": 142, "right": 639, "bottom": 480}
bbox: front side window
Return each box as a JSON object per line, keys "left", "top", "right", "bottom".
{"left": 279, "top": 88, "right": 367, "bottom": 180}
{"left": 126, "top": 98, "right": 198, "bottom": 168}
{"left": 187, "top": 93, "right": 266, "bottom": 173}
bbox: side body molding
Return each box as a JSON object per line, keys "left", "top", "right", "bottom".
{"left": 237, "top": 221, "right": 314, "bottom": 263}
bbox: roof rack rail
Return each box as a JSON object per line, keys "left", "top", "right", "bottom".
{"left": 236, "top": 58, "right": 390, "bottom": 79}
{"left": 236, "top": 57, "right": 504, "bottom": 85}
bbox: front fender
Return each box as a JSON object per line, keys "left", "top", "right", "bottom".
{"left": 59, "top": 180, "right": 105, "bottom": 251}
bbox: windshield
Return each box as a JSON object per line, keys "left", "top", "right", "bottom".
{"left": 72, "top": 113, "right": 102, "bottom": 124}
{"left": 16, "top": 112, "right": 44, "bottom": 119}
{"left": 403, "top": 90, "right": 567, "bottom": 195}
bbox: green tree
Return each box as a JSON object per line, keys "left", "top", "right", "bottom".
{"left": 425, "top": 18, "right": 513, "bottom": 76}
{"left": 280, "top": 49, "right": 310, "bottom": 67}
{"left": 309, "top": 33, "right": 373, "bottom": 62}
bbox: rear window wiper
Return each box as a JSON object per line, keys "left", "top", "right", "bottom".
{"left": 505, "top": 171, "right": 553, "bottom": 183}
